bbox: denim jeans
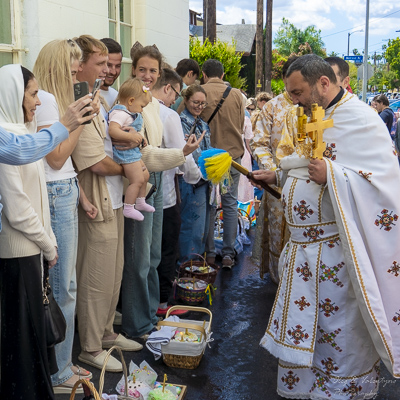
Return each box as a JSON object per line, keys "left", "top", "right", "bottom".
{"left": 157, "top": 203, "right": 181, "bottom": 303}
{"left": 47, "top": 178, "right": 79, "bottom": 386}
{"left": 178, "top": 177, "right": 210, "bottom": 262}
{"left": 206, "top": 157, "right": 241, "bottom": 258}
{"left": 122, "top": 172, "right": 163, "bottom": 337}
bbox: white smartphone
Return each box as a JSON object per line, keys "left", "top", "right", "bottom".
{"left": 92, "top": 78, "right": 102, "bottom": 97}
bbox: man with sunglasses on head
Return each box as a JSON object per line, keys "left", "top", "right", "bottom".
{"left": 200, "top": 59, "right": 245, "bottom": 269}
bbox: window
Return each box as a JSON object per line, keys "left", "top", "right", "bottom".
{"left": 0, "top": 0, "right": 23, "bottom": 67}
{"left": 108, "top": 0, "right": 134, "bottom": 86}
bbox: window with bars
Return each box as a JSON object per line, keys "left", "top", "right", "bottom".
{"left": 0, "top": 0, "right": 14, "bottom": 66}
{"left": 108, "top": 0, "right": 133, "bottom": 86}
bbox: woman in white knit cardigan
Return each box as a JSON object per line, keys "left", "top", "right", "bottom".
{"left": 0, "top": 64, "right": 57, "bottom": 400}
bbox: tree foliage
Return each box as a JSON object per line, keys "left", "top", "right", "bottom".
{"left": 189, "top": 37, "right": 247, "bottom": 90}
{"left": 384, "top": 38, "right": 400, "bottom": 79}
{"left": 369, "top": 66, "right": 400, "bottom": 91}
{"left": 348, "top": 62, "right": 358, "bottom": 93}
{"left": 273, "top": 18, "right": 326, "bottom": 58}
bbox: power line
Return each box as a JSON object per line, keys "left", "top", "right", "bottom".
{"left": 322, "top": 8, "right": 400, "bottom": 38}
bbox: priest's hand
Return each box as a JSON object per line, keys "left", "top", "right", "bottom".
{"left": 308, "top": 159, "right": 327, "bottom": 185}
{"left": 250, "top": 169, "right": 277, "bottom": 189}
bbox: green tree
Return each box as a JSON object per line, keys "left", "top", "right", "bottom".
{"left": 352, "top": 48, "right": 360, "bottom": 56}
{"left": 273, "top": 18, "right": 326, "bottom": 57}
{"left": 348, "top": 62, "right": 358, "bottom": 93}
{"left": 369, "top": 66, "right": 400, "bottom": 91}
{"left": 189, "top": 37, "right": 246, "bottom": 90}
{"left": 328, "top": 51, "right": 339, "bottom": 57}
{"left": 384, "top": 38, "right": 400, "bottom": 78}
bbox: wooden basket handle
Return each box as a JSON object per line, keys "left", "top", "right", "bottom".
{"left": 165, "top": 305, "right": 212, "bottom": 329}
{"left": 69, "top": 378, "right": 101, "bottom": 400}
{"left": 98, "top": 346, "right": 129, "bottom": 396}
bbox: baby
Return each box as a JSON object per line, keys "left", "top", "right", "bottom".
{"left": 108, "top": 78, "right": 155, "bottom": 221}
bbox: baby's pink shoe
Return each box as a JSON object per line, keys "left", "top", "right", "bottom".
{"left": 135, "top": 197, "right": 155, "bottom": 213}
{"left": 123, "top": 204, "right": 144, "bottom": 221}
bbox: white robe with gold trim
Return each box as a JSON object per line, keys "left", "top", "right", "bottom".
{"left": 260, "top": 93, "right": 400, "bottom": 399}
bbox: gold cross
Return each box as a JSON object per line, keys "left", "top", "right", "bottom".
{"left": 305, "top": 104, "right": 334, "bottom": 159}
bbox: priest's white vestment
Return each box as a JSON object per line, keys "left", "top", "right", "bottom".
{"left": 260, "top": 92, "right": 400, "bottom": 399}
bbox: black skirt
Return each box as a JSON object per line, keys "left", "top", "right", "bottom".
{"left": 0, "top": 254, "right": 55, "bottom": 400}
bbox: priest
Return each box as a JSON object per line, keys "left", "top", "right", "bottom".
{"left": 250, "top": 56, "right": 298, "bottom": 284}
{"left": 253, "top": 54, "right": 400, "bottom": 399}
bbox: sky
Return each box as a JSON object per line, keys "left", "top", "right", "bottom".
{"left": 189, "top": 0, "right": 400, "bottom": 61}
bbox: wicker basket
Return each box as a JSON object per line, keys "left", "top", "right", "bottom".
{"left": 158, "top": 306, "right": 212, "bottom": 369}
{"left": 70, "top": 346, "right": 142, "bottom": 400}
{"left": 175, "top": 277, "right": 208, "bottom": 305}
{"left": 70, "top": 378, "right": 101, "bottom": 400}
{"left": 179, "top": 260, "right": 219, "bottom": 284}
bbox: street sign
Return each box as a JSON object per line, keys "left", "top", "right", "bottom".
{"left": 344, "top": 55, "right": 363, "bottom": 63}
{"left": 357, "top": 64, "right": 374, "bottom": 81}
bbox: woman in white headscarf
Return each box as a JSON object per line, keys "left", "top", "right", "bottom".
{"left": 0, "top": 64, "right": 57, "bottom": 400}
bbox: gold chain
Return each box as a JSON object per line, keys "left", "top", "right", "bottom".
{"left": 327, "top": 91, "right": 354, "bottom": 120}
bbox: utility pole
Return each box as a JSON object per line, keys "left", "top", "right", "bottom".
{"left": 362, "top": 0, "right": 369, "bottom": 102}
{"left": 255, "top": 0, "right": 264, "bottom": 93}
{"left": 265, "top": 0, "right": 273, "bottom": 93}
{"left": 203, "top": 0, "right": 216, "bottom": 44}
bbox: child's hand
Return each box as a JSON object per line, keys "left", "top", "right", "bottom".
{"left": 130, "top": 131, "right": 143, "bottom": 147}
{"left": 141, "top": 138, "right": 148, "bottom": 148}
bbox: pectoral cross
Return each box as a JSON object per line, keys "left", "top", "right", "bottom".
{"left": 305, "top": 104, "right": 334, "bottom": 159}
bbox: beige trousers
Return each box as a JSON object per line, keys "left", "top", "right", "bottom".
{"left": 76, "top": 207, "right": 124, "bottom": 352}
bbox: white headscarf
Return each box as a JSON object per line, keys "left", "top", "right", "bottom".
{"left": 0, "top": 64, "right": 37, "bottom": 135}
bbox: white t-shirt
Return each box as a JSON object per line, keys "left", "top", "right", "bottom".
{"left": 36, "top": 90, "right": 77, "bottom": 182}
{"left": 100, "top": 95, "right": 124, "bottom": 210}
{"left": 159, "top": 103, "right": 202, "bottom": 209}
{"left": 100, "top": 87, "right": 118, "bottom": 109}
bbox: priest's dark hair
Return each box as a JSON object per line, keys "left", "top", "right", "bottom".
{"left": 324, "top": 56, "right": 349, "bottom": 81}
{"left": 282, "top": 55, "right": 299, "bottom": 79}
{"left": 286, "top": 54, "right": 337, "bottom": 86}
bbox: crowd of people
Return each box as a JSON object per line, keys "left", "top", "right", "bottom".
{"left": 1, "top": 34, "right": 400, "bottom": 400}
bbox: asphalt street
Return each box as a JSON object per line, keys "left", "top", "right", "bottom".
{"left": 57, "top": 228, "right": 399, "bottom": 400}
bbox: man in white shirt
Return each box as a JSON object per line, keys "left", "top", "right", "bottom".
{"left": 151, "top": 68, "right": 203, "bottom": 316}
{"left": 100, "top": 38, "right": 122, "bottom": 109}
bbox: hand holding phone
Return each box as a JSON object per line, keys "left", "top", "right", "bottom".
{"left": 74, "top": 81, "right": 91, "bottom": 125}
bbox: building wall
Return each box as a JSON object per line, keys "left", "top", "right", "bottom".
{"left": 134, "top": 0, "right": 189, "bottom": 67}
{"left": 22, "top": 0, "right": 109, "bottom": 69}
{"left": 18, "top": 0, "right": 188, "bottom": 70}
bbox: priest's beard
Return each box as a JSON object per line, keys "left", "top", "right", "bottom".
{"left": 300, "top": 86, "right": 326, "bottom": 116}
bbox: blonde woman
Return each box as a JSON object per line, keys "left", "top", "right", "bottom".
{"left": 33, "top": 39, "right": 98, "bottom": 394}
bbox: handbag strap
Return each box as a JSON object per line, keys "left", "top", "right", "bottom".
{"left": 207, "top": 86, "right": 232, "bottom": 125}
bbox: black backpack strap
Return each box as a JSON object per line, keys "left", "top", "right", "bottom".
{"left": 207, "top": 86, "right": 232, "bottom": 125}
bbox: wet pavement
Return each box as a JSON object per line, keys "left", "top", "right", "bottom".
{"left": 57, "top": 228, "right": 399, "bottom": 400}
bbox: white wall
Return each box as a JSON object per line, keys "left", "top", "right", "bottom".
{"left": 19, "top": 0, "right": 189, "bottom": 70}
{"left": 134, "top": 0, "right": 189, "bottom": 67}
{"left": 22, "top": 0, "right": 109, "bottom": 69}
